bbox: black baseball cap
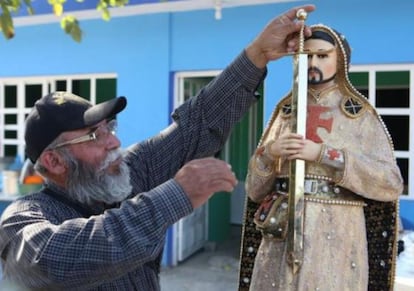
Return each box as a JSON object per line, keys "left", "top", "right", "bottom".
{"left": 25, "top": 92, "right": 127, "bottom": 163}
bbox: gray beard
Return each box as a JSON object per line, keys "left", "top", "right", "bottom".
{"left": 64, "top": 149, "right": 133, "bottom": 206}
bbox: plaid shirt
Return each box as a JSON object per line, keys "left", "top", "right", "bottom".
{"left": 0, "top": 51, "right": 266, "bottom": 290}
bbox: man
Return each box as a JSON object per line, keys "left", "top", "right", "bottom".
{"left": 238, "top": 24, "right": 403, "bottom": 290}
{"left": 0, "top": 4, "right": 315, "bottom": 290}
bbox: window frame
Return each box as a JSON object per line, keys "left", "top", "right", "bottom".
{"left": 349, "top": 63, "right": 414, "bottom": 200}
{"left": 0, "top": 73, "right": 117, "bottom": 160}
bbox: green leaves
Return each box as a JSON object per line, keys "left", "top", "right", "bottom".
{"left": 0, "top": 11, "right": 14, "bottom": 39}
{"left": 24, "top": 0, "right": 34, "bottom": 15}
{"left": 97, "top": 0, "right": 129, "bottom": 21}
{"left": 0, "top": 0, "right": 131, "bottom": 41}
{"left": 0, "top": 0, "right": 17, "bottom": 39}
{"left": 48, "top": 0, "right": 66, "bottom": 16}
{"left": 60, "top": 15, "right": 82, "bottom": 42}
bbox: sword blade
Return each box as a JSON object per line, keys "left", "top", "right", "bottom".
{"left": 287, "top": 52, "right": 308, "bottom": 274}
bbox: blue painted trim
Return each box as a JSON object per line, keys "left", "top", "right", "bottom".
{"left": 162, "top": 226, "right": 174, "bottom": 266}
{"left": 400, "top": 200, "right": 414, "bottom": 230}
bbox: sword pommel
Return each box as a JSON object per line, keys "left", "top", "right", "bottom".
{"left": 296, "top": 9, "right": 307, "bottom": 21}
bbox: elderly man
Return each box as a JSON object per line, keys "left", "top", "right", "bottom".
{"left": 0, "top": 4, "right": 315, "bottom": 290}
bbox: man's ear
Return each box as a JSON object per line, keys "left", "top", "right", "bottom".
{"left": 39, "top": 150, "right": 67, "bottom": 175}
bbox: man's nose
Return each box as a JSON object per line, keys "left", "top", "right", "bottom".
{"left": 308, "top": 55, "right": 316, "bottom": 67}
{"left": 106, "top": 134, "right": 121, "bottom": 150}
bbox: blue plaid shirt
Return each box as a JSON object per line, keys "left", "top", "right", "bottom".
{"left": 0, "top": 51, "right": 266, "bottom": 290}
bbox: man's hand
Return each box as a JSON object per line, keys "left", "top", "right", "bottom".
{"left": 246, "top": 4, "right": 315, "bottom": 68}
{"left": 174, "top": 157, "right": 237, "bottom": 209}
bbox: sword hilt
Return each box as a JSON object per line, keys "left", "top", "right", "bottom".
{"left": 296, "top": 9, "right": 307, "bottom": 53}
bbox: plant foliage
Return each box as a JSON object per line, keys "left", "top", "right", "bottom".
{"left": 0, "top": 0, "right": 129, "bottom": 42}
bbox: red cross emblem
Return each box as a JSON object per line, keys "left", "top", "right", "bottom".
{"left": 327, "top": 148, "right": 341, "bottom": 160}
{"left": 306, "top": 105, "right": 333, "bottom": 143}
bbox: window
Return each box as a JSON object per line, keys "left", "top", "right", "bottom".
{"left": 0, "top": 74, "right": 117, "bottom": 160}
{"left": 349, "top": 65, "right": 413, "bottom": 199}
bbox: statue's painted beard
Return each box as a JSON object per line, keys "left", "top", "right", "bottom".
{"left": 308, "top": 67, "right": 336, "bottom": 85}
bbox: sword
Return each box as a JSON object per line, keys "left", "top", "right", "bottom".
{"left": 286, "top": 9, "right": 308, "bottom": 274}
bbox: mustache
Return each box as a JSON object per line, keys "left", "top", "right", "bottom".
{"left": 308, "top": 66, "right": 323, "bottom": 76}
{"left": 98, "top": 148, "right": 125, "bottom": 171}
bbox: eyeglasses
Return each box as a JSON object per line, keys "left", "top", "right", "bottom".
{"left": 52, "top": 119, "right": 117, "bottom": 149}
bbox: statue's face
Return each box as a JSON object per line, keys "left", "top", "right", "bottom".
{"left": 304, "top": 38, "right": 338, "bottom": 86}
